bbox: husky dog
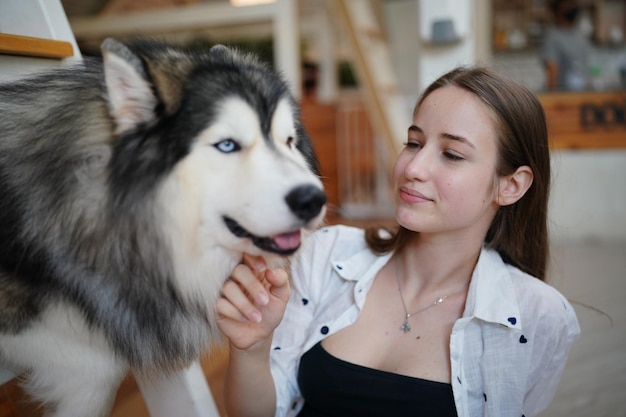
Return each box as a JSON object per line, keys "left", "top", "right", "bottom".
{"left": 0, "top": 38, "right": 326, "bottom": 416}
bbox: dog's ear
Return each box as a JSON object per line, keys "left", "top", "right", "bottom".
{"left": 101, "top": 38, "right": 158, "bottom": 136}
{"left": 208, "top": 44, "right": 233, "bottom": 62}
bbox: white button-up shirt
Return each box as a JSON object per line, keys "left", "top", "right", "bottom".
{"left": 270, "top": 225, "right": 580, "bottom": 417}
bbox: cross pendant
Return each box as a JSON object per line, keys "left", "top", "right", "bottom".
{"left": 400, "top": 317, "right": 411, "bottom": 333}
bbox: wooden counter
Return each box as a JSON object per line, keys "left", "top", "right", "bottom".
{"left": 538, "top": 91, "right": 626, "bottom": 150}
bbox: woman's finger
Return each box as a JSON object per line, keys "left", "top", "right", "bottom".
{"left": 221, "top": 278, "right": 262, "bottom": 323}
{"left": 242, "top": 253, "right": 268, "bottom": 275}
{"left": 264, "top": 268, "right": 290, "bottom": 302}
{"left": 216, "top": 296, "right": 247, "bottom": 322}
{"left": 229, "top": 262, "right": 270, "bottom": 307}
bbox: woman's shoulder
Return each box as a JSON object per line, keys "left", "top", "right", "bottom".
{"left": 506, "top": 264, "right": 579, "bottom": 336}
{"left": 507, "top": 265, "right": 567, "bottom": 305}
{"left": 472, "top": 249, "right": 578, "bottom": 334}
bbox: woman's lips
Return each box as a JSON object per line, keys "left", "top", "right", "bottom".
{"left": 399, "top": 186, "right": 432, "bottom": 203}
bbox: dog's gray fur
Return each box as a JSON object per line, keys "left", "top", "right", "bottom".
{"left": 0, "top": 38, "right": 326, "bottom": 416}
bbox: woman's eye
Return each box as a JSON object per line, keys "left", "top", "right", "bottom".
{"left": 214, "top": 139, "right": 241, "bottom": 153}
{"left": 403, "top": 141, "right": 422, "bottom": 150}
{"left": 444, "top": 151, "right": 464, "bottom": 161}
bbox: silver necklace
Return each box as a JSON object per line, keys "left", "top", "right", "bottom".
{"left": 395, "top": 255, "right": 469, "bottom": 333}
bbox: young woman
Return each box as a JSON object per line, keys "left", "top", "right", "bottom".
{"left": 216, "top": 66, "right": 580, "bottom": 417}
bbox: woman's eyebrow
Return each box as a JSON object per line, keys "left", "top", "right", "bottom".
{"left": 442, "top": 132, "right": 476, "bottom": 149}
{"left": 409, "top": 125, "right": 476, "bottom": 149}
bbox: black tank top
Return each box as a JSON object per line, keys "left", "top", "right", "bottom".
{"left": 297, "top": 342, "right": 458, "bottom": 417}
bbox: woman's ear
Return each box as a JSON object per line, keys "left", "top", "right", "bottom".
{"left": 497, "top": 165, "right": 534, "bottom": 206}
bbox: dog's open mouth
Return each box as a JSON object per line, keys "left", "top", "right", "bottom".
{"left": 223, "top": 216, "right": 302, "bottom": 255}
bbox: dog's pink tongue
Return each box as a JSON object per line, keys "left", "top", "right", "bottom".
{"left": 273, "top": 230, "right": 302, "bottom": 250}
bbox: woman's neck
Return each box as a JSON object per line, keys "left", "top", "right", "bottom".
{"left": 397, "top": 233, "right": 482, "bottom": 295}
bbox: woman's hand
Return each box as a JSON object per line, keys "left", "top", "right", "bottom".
{"left": 217, "top": 254, "right": 291, "bottom": 351}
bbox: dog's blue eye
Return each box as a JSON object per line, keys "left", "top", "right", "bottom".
{"left": 214, "top": 139, "right": 240, "bottom": 153}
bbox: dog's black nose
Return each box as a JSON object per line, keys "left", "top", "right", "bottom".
{"left": 285, "top": 185, "right": 327, "bottom": 222}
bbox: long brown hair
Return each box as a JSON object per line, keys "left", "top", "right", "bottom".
{"left": 366, "top": 66, "right": 551, "bottom": 280}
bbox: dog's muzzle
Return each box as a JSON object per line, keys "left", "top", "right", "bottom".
{"left": 223, "top": 185, "right": 326, "bottom": 255}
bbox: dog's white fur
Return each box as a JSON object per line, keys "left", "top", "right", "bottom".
{"left": 1, "top": 304, "right": 127, "bottom": 416}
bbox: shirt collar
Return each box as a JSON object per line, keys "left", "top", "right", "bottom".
{"left": 464, "top": 247, "right": 522, "bottom": 330}
{"left": 330, "top": 244, "right": 522, "bottom": 330}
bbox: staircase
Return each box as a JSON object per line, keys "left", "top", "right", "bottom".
{"left": 328, "top": 0, "right": 408, "bottom": 165}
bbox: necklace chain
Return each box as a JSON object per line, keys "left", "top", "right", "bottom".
{"left": 395, "top": 255, "right": 469, "bottom": 333}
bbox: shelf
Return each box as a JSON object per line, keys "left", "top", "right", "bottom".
{"left": 0, "top": 33, "right": 74, "bottom": 59}
{"left": 492, "top": 0, "right": 626, "bottom": 52}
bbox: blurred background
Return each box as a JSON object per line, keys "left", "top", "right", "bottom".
{"left": 0, "top": 1, "right": 624, "bottom": 416}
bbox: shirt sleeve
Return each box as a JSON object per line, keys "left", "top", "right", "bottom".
{"left": 522, "top": 289, "right": 580, "bottom": 416}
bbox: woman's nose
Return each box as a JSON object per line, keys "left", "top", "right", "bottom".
{"left": 405, "top": 146, "right": 434, "bottom": 181}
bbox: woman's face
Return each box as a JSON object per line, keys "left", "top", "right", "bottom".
{"left": 393, "top": 85, "right": 502, "bottom": 239}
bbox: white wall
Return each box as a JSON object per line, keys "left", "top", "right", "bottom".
{"left": 383, "top": 0, "right": 421, "bottom": 102}
{"left": 383, "top": 0, "right": 492, "bottom": 115}
{"left": 415, "top": 0, "right": 475, "bottom": 90}
{"left": 550, "top": 150, "right": 626, "bottom": 242}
